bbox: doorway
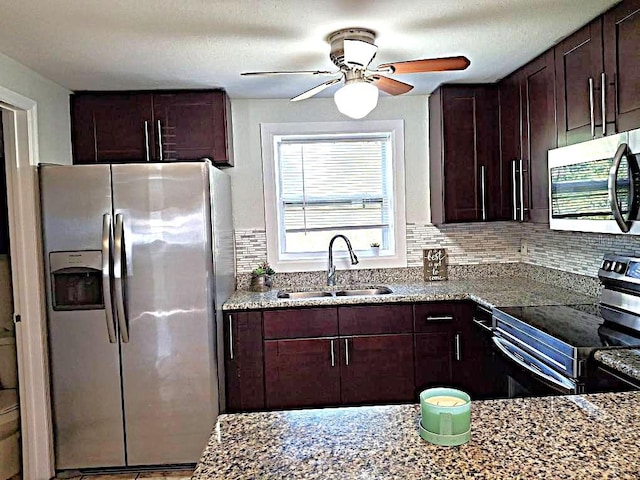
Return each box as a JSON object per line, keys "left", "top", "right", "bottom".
{"left": 0, "top": 112, "right": 21, "bottom": 480}
{"left": 0, "top": 92, "right": 55, "bottom": 479}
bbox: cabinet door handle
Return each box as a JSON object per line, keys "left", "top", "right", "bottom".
{"left": 344, "top": 338, "right": 350, "bottom": 366}
{"left": 511, "top": 160, "right": 518, "bottom": 221}
{"left": 228, "top": 315, "right": 234, "bottom": 360}
{"left": 480, "top": 165, "right": 487, "bottom": 221}
{"left": 426, "top": 315, "right": 453, "bottom": 322}
{"left": 454, "top": 333, "right": 461, "bottom": 361}
{"left": 330, "top": 339, "right": 335, "bottom": 367}
{"left": 157, "top": 120, "right": 164, "bottom": 161}
{"left": 601, "top": 72, "right": 606, "bottom": 137}
{"left": 589, "top": 77, "right": 595, "bottom": 138}
{"left": 143, "top": 121, "right": 150, "bottom": 162}
{"left": 519, "top": 158, "right": 525, "bottom": 221}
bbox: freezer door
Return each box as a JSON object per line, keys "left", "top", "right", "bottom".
{"left": 39, "top": 164, "right": 125, "bottom": 468}
{"left": 208, "top": 167, "right": 235, "bottom": 411}
{"left": 111, "top": 162, "right": 217, "bottom": 465}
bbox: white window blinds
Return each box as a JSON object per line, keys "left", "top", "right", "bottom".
{"left": 275, "top": 133, "right": 394, "bottom": 254}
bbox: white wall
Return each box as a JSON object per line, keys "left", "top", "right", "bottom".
{"left": 0, "top": 52, "right": 72, "bottom": 164}
{"left": 228, "top": 95, "right": 430, "bottom": 230}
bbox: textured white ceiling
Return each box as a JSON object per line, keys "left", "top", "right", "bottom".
{"left": 0, "top": 0, "right": 618, "bottom": 99}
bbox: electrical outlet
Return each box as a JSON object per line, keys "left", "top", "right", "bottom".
{"left": 520, "top": 239, "right": 528, "bottom": 256}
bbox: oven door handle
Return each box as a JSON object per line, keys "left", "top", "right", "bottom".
{"left": 492, "top": 336, "right": 577, "bottom": 394}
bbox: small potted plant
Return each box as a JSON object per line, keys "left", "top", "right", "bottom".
{"left": 370, "top": 242, "right": 380, "bottom": 256}
{"left": 250, "top": 261, "right": 276, "bottom": 292}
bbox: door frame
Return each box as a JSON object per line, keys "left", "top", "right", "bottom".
{"left": 1, "top": 86, "right": 55, "bottom": 479}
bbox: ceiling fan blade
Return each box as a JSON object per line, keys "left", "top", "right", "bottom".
{"left": 378, "top": 56, "right": 470, "bottom": 74}
{"left": 371, "top": 75, "right": 413, "bottom": 96}
{"left": 344, "top": 39, "right": 378, "bottom": 68}
{"left": 290, "top": 78, "right": 342, "bottom": 102}
{"left": 241, "top": 70, "right": 338, "bottom": 76}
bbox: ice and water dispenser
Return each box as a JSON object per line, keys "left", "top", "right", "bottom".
{"left": 49, "top": 251, "right": 104, "bottom": 310}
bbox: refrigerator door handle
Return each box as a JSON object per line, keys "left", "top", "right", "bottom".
{"left": 114, "top": 213, "right": 130, "bottom": 343}
{"left": 102, "top": 214, "right": 117, "bottom": 343}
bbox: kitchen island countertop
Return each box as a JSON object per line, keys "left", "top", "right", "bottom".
{"left": 193, "top": 391, "right": 640, "bottom": 479}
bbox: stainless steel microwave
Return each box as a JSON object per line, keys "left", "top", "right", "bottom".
{"left": 548, "top": 129, "right": 640, "bottom": 235}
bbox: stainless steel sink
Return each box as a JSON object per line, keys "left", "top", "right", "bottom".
{"left": 334, "top": 286, "right": 393, "bottom": 296}
{"left": 276, "top": 290, "right": 333, "bottom": 299}
{"left": 276, "top": 286, "right": 393, "bottom": 299}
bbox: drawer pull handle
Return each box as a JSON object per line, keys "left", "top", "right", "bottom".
{"left": 426, "top": 315, "right": 453, "bottom": 322}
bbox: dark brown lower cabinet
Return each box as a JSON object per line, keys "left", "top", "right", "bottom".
{"left": 414, "top": 331, "right": 454, "bottom": 391}
{"left": 228, "top": 301, "right": 503, "bottom": 411}
{"left": 264, "top": 338, "right": 341, "bottom": 409}
{"left": 224, "top": 311, "right": 265, "bottom": 412}
{"left": 339, "top": 334, "right": 415, "bottom": 405}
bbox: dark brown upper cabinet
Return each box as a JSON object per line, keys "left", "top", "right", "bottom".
{"left": 72, "top": 93, "right": 155, "bottom": 164}
{"left": 430, "top": 85, "right": 504, "bottom": 224}
{"left": 71, "top": 90, "right": 233, "bottom": 167}
{"left": 520, "top": 50, "right": 557, "bottom": 223}
{"left": 603, "top": 0, "right": 640, "bottom": 134}
{"left": 555, "top": 19, "right": 605, "bottom": 147}
{"left": 498, "top": 71, "right": 523, "bottom": 222}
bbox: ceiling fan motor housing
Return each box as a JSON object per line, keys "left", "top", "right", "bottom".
{"left": 327, "top": 28, "right": 376, "bottom": 69}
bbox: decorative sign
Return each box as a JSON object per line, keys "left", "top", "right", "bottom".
{"left": 423, "top": 248, "right": 447, "bottom": 281}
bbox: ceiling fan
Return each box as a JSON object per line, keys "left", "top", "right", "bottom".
{"left": 241, "top": 28, "right": 470, "bottom": 118}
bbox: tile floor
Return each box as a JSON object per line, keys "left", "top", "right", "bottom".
{"left": 60, "top": 469, "right": 193, "bottom": 480}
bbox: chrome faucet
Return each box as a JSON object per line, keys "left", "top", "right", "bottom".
{"left": 327, "top": 234, "right": 359, "bottom": 286}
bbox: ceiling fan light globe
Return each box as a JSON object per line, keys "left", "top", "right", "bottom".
{"left": 334, "top": 81, "right": 379, "bottom": 119}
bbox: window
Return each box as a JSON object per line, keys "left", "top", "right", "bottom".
{"left": 261, "top": 120, "right": 406, "bottom": 272}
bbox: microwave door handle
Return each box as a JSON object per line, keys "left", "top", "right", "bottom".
{"left": 608, "top": 143, "right": 632, "bottom": 233}
{"left": 101, "top": 214, "right": 117, "bottom": 343}
{"left": 114, "top": 213, "right": 130, "bottom": 343}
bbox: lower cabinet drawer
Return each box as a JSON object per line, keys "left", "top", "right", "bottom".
{"left": 263, "top": 308, "right": 338, "bottom": 339}
{"left": 338, "top": 305, "right": 413, "bottom": 335}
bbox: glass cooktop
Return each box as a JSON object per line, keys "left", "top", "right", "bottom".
{"left": 495, "top": 304, "right": 640, "bottom": 349}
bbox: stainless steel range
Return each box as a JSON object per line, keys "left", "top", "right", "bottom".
{"left": 492, "top": 254, "right": 640, "bottom": 397}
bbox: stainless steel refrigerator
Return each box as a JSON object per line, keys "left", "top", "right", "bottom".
{"left": 39, "top": 161, "right": 234, "bottom": 469}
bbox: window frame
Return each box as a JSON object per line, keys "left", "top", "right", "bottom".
{"left": 261, "top": 120, "right": 407, "bottom": 273}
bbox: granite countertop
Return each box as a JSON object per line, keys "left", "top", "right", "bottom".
{"left": 193, "top": 391, "right": 640, "bottom": 479}
{"left": 223, "top": 277, "right": 597, "bottom": 311}
{"left": 594, "top": 348, "right": 640, "bottom": 383}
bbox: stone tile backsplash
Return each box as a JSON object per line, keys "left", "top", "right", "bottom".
{"left": 521, "top": 223, "right": 640, "bottom": 278}
{"left": 233, "top": 221, "right": 640, "bottom": 294}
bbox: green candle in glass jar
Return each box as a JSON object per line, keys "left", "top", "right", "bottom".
{"left": 419, "top": 387, "right": 471, "bottom": 446}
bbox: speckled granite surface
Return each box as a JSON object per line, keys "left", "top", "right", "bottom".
{"left": 236, "top": 263, "right": 523, "bottom": 291}
{"left": 594, "top": 348, "right": 640, "bottom": 383}
{"left": 193, "top": 391, "right": 640, "bottom": 479}
{"left": 223, "top": 277, "right": 596, "bottom": 311}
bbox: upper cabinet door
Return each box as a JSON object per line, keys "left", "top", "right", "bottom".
{"left": 430, "top": 85, "right": 502, "bottom": 224}
{"left": 71, "top": 93, "right": 154, "bottom": 164}
{"left": 555, "top": 19, "right": 604, "bottom": 147}
{"left": 153, "top": 91, "right": 233, "bottom": 166}
{"left": 604, "top": 0, "right": 640, "bottom": 134}
{"left": 498, "top": 71, "right": 523, "bottom": 222}
{"left": 521, "top": 50, "right": 557, "bottom": 223}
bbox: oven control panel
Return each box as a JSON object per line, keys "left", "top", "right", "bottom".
{"left": 599, "top": 254, "right": 640, "bottom": 286}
